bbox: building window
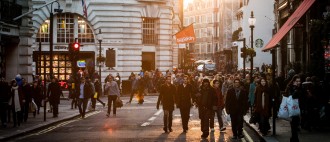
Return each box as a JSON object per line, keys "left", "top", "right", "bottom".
{"left": 207, "top": 43, "right": 211, "bottom": 53}
{"left": 78, "top": 16, "right": 94, "bottom": 43}
{"left": 57, "top": 13, "right": 74, "bottom": 43}
{"left": 142, "top": 17, "right": 158, "bottom": 45}
{"left": 36, "top": 20, "right": 50, "bottom": 42}
{"left": 33, "top": 52, "right": 72, "bottom": 81}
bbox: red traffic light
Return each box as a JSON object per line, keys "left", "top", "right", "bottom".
{"left": 73, "top": 43, "right": 80, "bottom": 50}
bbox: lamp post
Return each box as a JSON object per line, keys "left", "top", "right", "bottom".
{"left": 97, "top": 29, "right": 103, "bottom": 81}
{"left": 248, "top": 11, "right": 256, "bottom": 78}
{"left": 49, "top": 1, "right": 63, "bottom": 79}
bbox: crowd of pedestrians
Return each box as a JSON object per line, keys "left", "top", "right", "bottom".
{"left": 1, "top": 66, "right": 329, "bottom": 142}
{"left": 131, "top": 66, "right": 329, "bottom": 141}
{"left": 0, "top": 74, "right": 46, "bottom": 128}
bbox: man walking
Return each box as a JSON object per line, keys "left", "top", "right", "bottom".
{"left": 197, "top": 78, "right": 217, "bottom": 139}
{"left": 177, "top": 75, "right": 195, "bottom": 133}
{"left": 225, "top": 78, "right": 248, "bottom": 140}
{"left": 157, "top": 75, "right": 176, "bottom": 133}
{"left": 77, "top": 77, "right": 93, "bottom": 118}
{"left": 47, "top": 78, "right": 63, "bottom": 118}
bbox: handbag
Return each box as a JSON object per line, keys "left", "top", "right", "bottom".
{"left": 116, "top": 97, "right": 123, "bottom": 108}
{"left": 287, "top": 96, "right": 300, "bottom": 117}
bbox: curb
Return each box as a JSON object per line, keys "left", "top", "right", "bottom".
{"left": 0, "top": 111, "right": 89, "bottom": 141}
{"left": 243, "top": 117, "right": 266, "bottom": 142}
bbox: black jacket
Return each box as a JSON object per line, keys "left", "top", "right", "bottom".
{"left": 197, "top": 85, "right": 217, "bottom": 110}
{"left": 47, "top": 82, "right": 63, "bottom": 105}
{"left": 177, "top": 84, "right": 195, "bottom": 109}
{"left": 225, "top": 87, "right": 248, "bottom": 115}
{"left": 157, "top": 83, "right": 176, "bottom": 111}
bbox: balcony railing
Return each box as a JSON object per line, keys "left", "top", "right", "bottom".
{"left": 0, "top": 1, "right": 22, "bottom": 25}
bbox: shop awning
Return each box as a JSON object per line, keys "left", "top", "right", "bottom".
{"left": 262, "top": 0, "right": 316, "bottom": 51}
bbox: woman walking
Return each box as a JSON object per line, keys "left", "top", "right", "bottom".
{"left": 8, "top": 80, "right": 23, "bottom": 127}
{"left": 285, "top": 75, "right": 303, "bottom": 142}
{"left": 105, "top": 76, "right": 120, "bottom": 117}
{"left": 254, "top": 77, "right": 271, "bottom": 135}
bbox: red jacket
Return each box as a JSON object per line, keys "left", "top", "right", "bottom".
{"left": 214, "top": 88, "right": 224, "bottom": 109}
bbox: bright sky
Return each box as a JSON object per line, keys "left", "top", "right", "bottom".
{"left": 184, "top": 0, "right": 193, "bottom": 9}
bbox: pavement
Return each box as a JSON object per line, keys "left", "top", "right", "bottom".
{"left": 2, "top": 90, "right": 329, "bottom": 142}
{"left": 0, "top": 91, "right": 158, "bottom": 141}
{"left": 243, "top": 112, "right": 330, "bottom": 142}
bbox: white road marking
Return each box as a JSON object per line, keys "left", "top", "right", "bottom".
{"left": 154, "top": 110, "right": 163, "bottom": 116}
{"left": 148, "top": 116, "right": 156, "bottom": 121}
{"left": 141, "top": 110, "right": 163, "bottom": 127}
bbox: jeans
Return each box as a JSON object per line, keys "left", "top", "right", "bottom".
{"left": 215, "top": 108, "right": 224, "bottom": 129}
{"left": 78, "top": 98, "right": 89, "bottom": 117}
{"left": 107, "top": 95, "right": 118, "bottom": 114}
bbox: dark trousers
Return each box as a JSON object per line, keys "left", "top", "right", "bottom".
{"left": 290, "top": 116, "right": 300, "bottom": 142}
{"left": 0, "top": 103, "right": 7, "bottom": 126}
{"left": 96, "top": 98, "right": 105, "bottom": 106}
{"left": 78, "top": 98, "right": 89, "bottom": 117}
{"left": 180, "top": 107, "right": 190, "bottom": 130}
{"left": 107, "top": 95, "right": 118, "bottom": 114}
{"left": 163, "top": 110, "right": 173, "bottom": 131}
{"left": 52, "top": 103, "right": 59, "bottom": 117}
{"left": 230, "top": 113, "right": 244, "bottom": 137}
{"left": 71, "top": 98, "right": 77, "bottom": 109}
{"left": 11, "top": 109, "right": 22, "bottom": 127}
{"left": 200, "top": 108, "right": 214, "bottom": 137}
{"left": 215, "top": 109, "right": 224, "bottom": 129}
{"left": 91, "top": 98, "right": 96, "bottom": 109}
{"left": 23, "top": 102, "right": 29, "bottom": 122}
{"left": 259, "top": 116, "right": 270, "bottom": 134}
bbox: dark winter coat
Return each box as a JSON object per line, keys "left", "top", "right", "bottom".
{"left": 157, "top": 83, "right": 176, "bottom": 111}
{"left": 176, "top": 84, "right": 195, "bottom": 109}
{"left": 47, "top": 82, "right": 63, "bottom": 105}
{"left": 197, "top": 85, "right": 217, "bottom": 110}
{"left": 31, "top": 85, "right": 43, "bottom": 106}
{"left": 254, "top": 85, "right": 271, "bottom": 117}
{"left": 225, "top": 87, "right": 248, "bottom": 115}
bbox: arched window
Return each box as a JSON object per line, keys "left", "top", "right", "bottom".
{"left": 36, "top": 20, "right": 50, "bottom": 42}
{"left": 36, "top": 13, "right": 94, "bottom": 43}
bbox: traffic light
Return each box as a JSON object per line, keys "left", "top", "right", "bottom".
{"left": 106, "top": 48, "right": 116, "bottom": 67}
{"left": 240, "top": 47, "right": 246, "bottom": 58}
{"left": 68, "top": 42, "right": 80, "bottom": 54}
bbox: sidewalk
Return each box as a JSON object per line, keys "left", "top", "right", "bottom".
{"left": 243, "top": 112, "right": 330, "bottom": 142}
{"left": 0, "top": 91, "right": 85, "bottom": 141}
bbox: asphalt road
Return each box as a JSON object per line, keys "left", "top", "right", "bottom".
{"left": 9, "top": 96, "right": 262, "bottom": 142}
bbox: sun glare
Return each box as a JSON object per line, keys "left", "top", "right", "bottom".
{"left": 184, "top": 0, "right": 193, "bottom": 9}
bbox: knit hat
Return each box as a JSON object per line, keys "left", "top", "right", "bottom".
{"left": 202, "top": 78, "right": 209, "bottom": 83}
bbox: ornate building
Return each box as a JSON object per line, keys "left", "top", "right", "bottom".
{"left": 1, "top": 0, "right": 179, "bottom": 83}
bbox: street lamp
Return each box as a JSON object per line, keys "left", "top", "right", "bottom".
{"left": 248, "top": 11, "right": 256, "bottom": 78}
{"left": 97, "top": 29, "right": 103, "bottom": 81}
{"left": 49, "top": 1, "right": 63, "bottom": 79}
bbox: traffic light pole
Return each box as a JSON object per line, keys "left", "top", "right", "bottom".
{"left": 238, "top": 38, "right": 246, "bottom": 78}
{"left": 242, "top": 39, "right": 246, "bottom": 78}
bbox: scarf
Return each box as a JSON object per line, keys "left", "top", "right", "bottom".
{"left": 10, "top": 86, "right": 21, "bottom": 112}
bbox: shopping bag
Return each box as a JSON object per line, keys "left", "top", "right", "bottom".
{"left": 278, "top": 96, "right": 290, "bottom": 120}
{"left": 287, "top": 96, "right": 300, "bottom": 117}
{"left": 93, "top": 92, "right": 98, "bottom": 99}
{"left": 29, "top": 100, "right": 37, "bottom": 113}
{"left": 87, "top": 100, "right": 93, "bottom": 111}
{"left": 116, "top": 97, "right": 123, "bottom": 108}
{"left": 222, "top": 109, "right": 231, "bottom": 126}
